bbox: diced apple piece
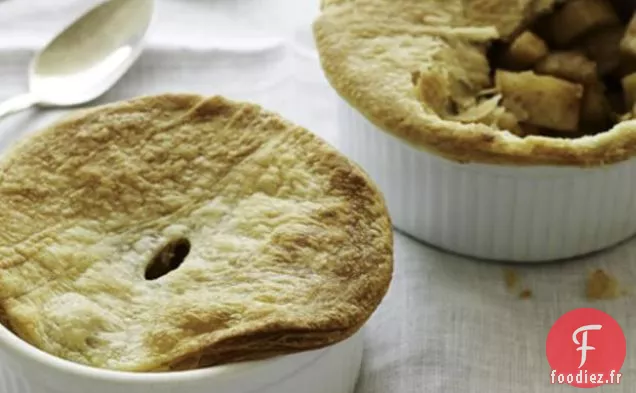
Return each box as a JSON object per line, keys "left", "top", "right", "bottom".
{"left": 497, "top": 111, "right": 524, "bottom": 135}
{"left": 495, "top": 70, "right": 584, "bottom": 132}
{"left": 535, "top": 51, "right": 598, "bottom": 83}
{"left": 500, "top": 31, "right": 549, "bottom": 69}
{"left": 550, "top": 0, "right": 620, "bottom": 46}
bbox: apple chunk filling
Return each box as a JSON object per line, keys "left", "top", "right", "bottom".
{"left": 414, "top": 0, "right": 636, "bottom": 138}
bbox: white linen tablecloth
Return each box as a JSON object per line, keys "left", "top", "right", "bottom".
{"left": 0, "top": 1, "right": 634, "bottom": 392}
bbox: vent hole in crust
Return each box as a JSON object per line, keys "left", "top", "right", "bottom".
{"left": 145, "top": 238, "right": 191, "bottom": 280}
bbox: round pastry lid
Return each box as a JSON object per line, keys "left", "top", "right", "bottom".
{"left": 0, "top": 94, "right": 393, "bottom": 372}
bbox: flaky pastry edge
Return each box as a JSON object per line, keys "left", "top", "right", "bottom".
{"left": 314, "top": 0, "right": 636, "bottom": 166}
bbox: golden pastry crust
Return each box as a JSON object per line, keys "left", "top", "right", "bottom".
{"left": 0, "top": 94, "right": 393, "bottom": 371}
{"left": 314, "top": 0, "right": 636, "bottom": 166}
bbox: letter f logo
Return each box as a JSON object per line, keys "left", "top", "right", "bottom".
{"left": 573, "top": 325, "right": 602, "bottom": 368}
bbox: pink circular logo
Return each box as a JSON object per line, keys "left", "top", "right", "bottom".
{"left": 546, "top": 308, "right": 626, "bottom": 388}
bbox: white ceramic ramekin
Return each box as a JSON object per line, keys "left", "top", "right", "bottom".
{"left": 338, "top": 99, "right": 636, "bottom": 262}
{"left": 0, "top": 325, "right": 363, "bottom": 393}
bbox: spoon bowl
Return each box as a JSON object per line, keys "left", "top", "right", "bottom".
{"left": 0, "top": 0, "right": 154, "bottom": 118}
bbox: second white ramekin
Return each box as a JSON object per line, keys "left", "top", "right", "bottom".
{"left": 338, "top": 99, "right": 636, "bottom": 262}
{"left": 0, "top": 325, "right": 363, "bottom": 393}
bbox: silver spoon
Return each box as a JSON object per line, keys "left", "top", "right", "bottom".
{"left": 0, "top": 0, "right": 154, "bottom": 120}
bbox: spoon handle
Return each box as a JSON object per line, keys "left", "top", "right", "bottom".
{"left": 0, "top": 94, "right": 38, "bottom": 120}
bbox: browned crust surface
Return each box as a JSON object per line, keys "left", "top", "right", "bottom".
{"left": 0, "top": 94, "right": 393, "bottom": 371}
{"left": 314, "top": 0, "right": 636, "bottom": 166}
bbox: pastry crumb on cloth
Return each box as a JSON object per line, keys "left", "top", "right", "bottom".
{"left": 586, "top": 269, "right": 622, "bottom": 300}
{"left": 502, "top": 268, "right": 533, "bottom": 299}
{"left": 503, "top": 268, "right": 520, "bottom": 290}
{"left": 519, "top": 289, "right": 533, "bottom": 299}
{"left": 0, "top": 94, "right": 394, "bottom": 372}
{"left": 504, "top": 267, "right": 628, "bottom": 301}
